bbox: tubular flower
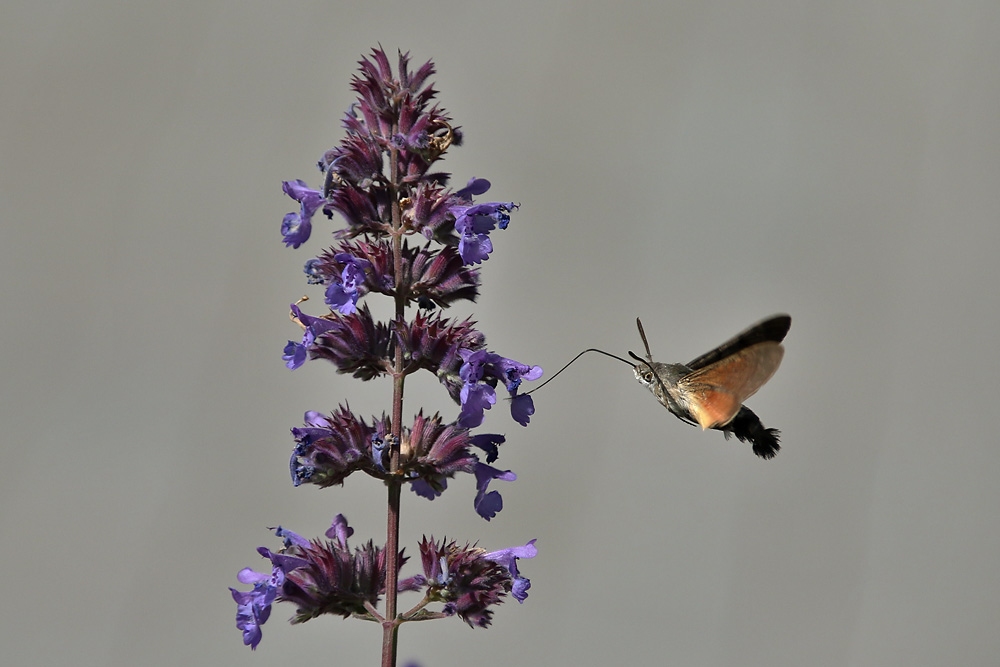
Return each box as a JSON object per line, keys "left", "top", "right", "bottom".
{"left": 452, "top": 201, "right": 518, "bottom": 265}
{"left": 456, "top": 349, "right": 543, "bottom": 428}
{"left": 483, "top": 540, "right": 538, "bottom": 603}
{"left": 280, "top": 180, "right": 325, "bottom": 248}
{"left": 230, "top": 546, "right": 310, "bottom": 649}
{"left": 324, "top": 253, "right": 373, "bottom": 315}
{"left": 283, "top": 303, "right": 337, "bottom": 370}
{"left": 473, "top": 463, "right": 517, "bottom": 521}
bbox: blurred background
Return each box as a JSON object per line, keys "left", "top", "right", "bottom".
{"left": 3, "top": 2, "right": 999, "bottom": 665}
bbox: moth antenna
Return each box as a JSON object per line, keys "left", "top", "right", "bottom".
{"left": 633, "top": 318, "right": 672, "bottom": 398}
{"left": 522, "top": 348, "right": 632, "bottom": 396}
{"left": 636, "top": 317, "right": 654, "bottom": 361}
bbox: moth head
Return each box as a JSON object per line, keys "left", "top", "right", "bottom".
{"left": 628, "top": 351, "right": 659, "bottom": 390}
{"left": 632, "top": 363, "right": 655, "bottom": 387}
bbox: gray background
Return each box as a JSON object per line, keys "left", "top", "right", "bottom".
{"left": 3, "top": 2, "right": 999, "bottom": 666}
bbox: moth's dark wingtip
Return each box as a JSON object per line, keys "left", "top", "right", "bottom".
{"left": 761, "top": 314, "right": 792, "bottom": 343}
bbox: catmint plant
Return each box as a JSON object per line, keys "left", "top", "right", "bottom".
{"left": 230, "top": 49, "right": 539, "bottom": 666}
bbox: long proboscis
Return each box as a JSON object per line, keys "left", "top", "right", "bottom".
{"left": 522, "top": 348, "right": 633, "bottom": 396}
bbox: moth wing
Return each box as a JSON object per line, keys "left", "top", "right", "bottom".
{"left": 678, "top": 341, "right": 784, "bottom": 429}
{"left": 686, "top": 314, "right": 790, "bottom": 370}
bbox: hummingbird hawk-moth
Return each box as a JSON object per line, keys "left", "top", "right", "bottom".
{"left": 527, "top": 314, "right": 790, "bottom": 459}
{"left": 629, "top": 314, "right": 790, "bottom": 459}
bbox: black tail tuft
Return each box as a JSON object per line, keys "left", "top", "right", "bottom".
{"left": 721, "top": 406, "right": 781, "bottom": 460}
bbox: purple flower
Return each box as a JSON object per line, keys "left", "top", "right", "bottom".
{"left": 282, "top": 339, "right": 308, "bottom": 370}
{"left": 495, "top": 357, "right": 542, "bottom": 426}
{"left": 451, "top": 201, "right": 518, "bottom": 265}
{"left": 473, "top": 462, "right": 516, "bottom": 521}
{"left": 324, "top": 253, "right": 372, "bottom": 315}
{"left": 456, "top": 349, "right": 542, "bottom": 428}
{"left": 303, "top": 258, "right": 325, "bottom": 284}
{"left": 495, "top": 357, "right": 543, "bottom": 393}
{"left": 509, "top": 394, "right": 535, "bottom": 427}
{"left": 459, "top": 349, "right": 497, "bottom": 383}
{"left": 281, "top": 180, "right": 324, "bottom": 248}
{"left": 231, "top": 586, "right": 270, "bottom": 650}
{"left": 469, "top": 432, "right": 505, "bottom": 463}
{"left": 458, "top": 382, "right": 496, "bottom": 428}
{"left": 455, "top": 177, "right": 491, "bottom": 200}
{"left": 268, "top": 525, "right": 310, "bottom": 549}
{"left": 230, "top": 547, "right": 309, "bottom": 649}
{"left": 281, "top": 212, "right": 311, "bottom": 249}
{"left": 484, "top": 539, "right": 538, "bottom": 603}
{"left": 457, "top": 228, "right": 492, "bottom": 265}
{"left": 457, "top": 349, "right": 498, "bottom": 428}
{"left": 409, "top": 477, "right": 444, "bottom": 499}
{"left": 325, "top": 513, "right": 354, "bottom": 548}
{"left": 283, "top": 303, "right": 338, "bottom": 370}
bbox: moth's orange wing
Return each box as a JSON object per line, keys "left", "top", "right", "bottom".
{"left": 678, "top": 341, "right": 784, "bottom": 429}
{"left": 682, "top": 386, "right": 744, "bottom": 430}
